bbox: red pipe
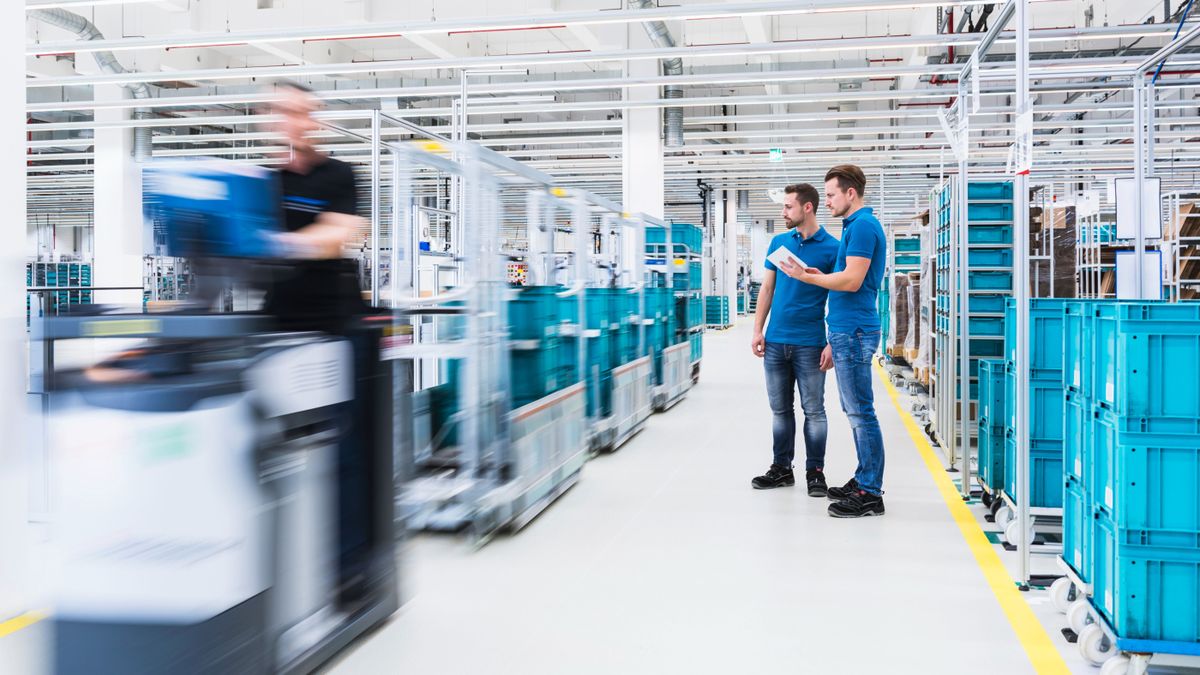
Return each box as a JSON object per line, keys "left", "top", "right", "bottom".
{"left": 448, "top": 24, "right": 566, "bottom": 35}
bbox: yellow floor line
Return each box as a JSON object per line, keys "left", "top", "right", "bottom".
{"left": 0, "top": 610, "right": 47, "bottom": 639}
{"left": 874, "top": 361, "right": 1071, "bottom": 675}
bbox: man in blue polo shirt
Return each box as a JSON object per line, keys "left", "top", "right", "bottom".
{"left": 750, "top": 183, "right": 840, "bottom": 496}
{"left": 779, "top": 164, "right": 887, "bottom": 518}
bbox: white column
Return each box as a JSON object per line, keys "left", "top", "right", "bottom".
{"left": 1, "top": 0, "right": 28, "bottom": 620}
{"left": 723, "top": 193, "right": 739, "bottom": 317}
{"left": 621, "top": 30, "right": 664, "bottom": 273}
{"left": 91, "top": 83, "right": 145, "bottom": 307}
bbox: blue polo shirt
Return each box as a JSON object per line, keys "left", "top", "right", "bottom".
{"left": 827, "top": 207, "right": 886, "bottom": 334}
{"left": 763, "top": 226, "right": 840, "bottom": 347}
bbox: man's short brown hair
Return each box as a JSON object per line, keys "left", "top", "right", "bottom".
{"left": 825, "top": 164, "right": 867, "bottom": 198}
{"left": 784, "top": 183, "right": 821, "bottom": 213}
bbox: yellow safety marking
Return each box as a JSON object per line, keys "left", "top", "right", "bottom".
{"left": 0, "top": 610, "right": 47, "bottom": 639}
{"left": 550, "top": 187, "right": 568, "bottom": 198}
{"left": 415, "top": 140, "right": 445, "bottom": 153}
{"left": 874, "top": 360, "right": 1071, "bottom": 675}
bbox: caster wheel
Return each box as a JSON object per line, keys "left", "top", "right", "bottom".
{"left": 995, "top": 505, "right": 1014, "bottom": 528}
{"left": 981, "top": 491, "right": 993, "bottom": 508}
{"left": 1049, "top": 577, "right": 1076, "bottom": 614}
{"left": 989, "top": 497, "right": 1004, "bottom": 518}
{"left": 1078, "top": 623, "right": 1115, "bottom": 666}
{"left": 1005, "top": 518, "right": 1036, "bottom": 546}
{"left": 1099, "top": 655, "right": 1131, "bottom": 675}
{"left": 1067, "top": 599, "right": 1094, "bottom": 635}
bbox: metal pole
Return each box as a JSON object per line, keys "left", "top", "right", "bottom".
{"left": 1134, "top": 76, "right": 1147, "bottom": 299}
{"left": 947, "top": 174, "right": 958, "bottom": 469}
{"left": 1014, "top": 0, "right": 1033, "bottom": 589}
{"left": 371, "top": 109, "right": 381, "bottom": 306}
{"left": 957, "top": 78, "right": 973, "bottom": 499}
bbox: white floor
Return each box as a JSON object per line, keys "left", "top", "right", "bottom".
{"left": 324, "top": 322, "right": 1044, "bottom": 675}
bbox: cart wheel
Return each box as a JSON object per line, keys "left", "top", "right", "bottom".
{"left": 1049, "top": 577, "right": 1076, "bottom": 614}
{"left": 1067, "top": 599, "right": 1094, "bottom": 635}
{"left": 988, "top": 497, "right": 1004, "bottom": 518}
{"left": 1099, "top": 654, "right": 1131, "bottom": 675}
{"left": 980, "top": 491, "right": 993, "bottom": 508}
{"left": 1004, "top": 518, "right": 1036, "bottom": 547}
{"left": 995, "top": 504, "right": 1014, "bottom": 528}
{"left": 1078, "top": 623, "right": 1114, "bottom": 666}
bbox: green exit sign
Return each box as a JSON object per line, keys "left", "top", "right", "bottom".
{"left": 769, "top": 148, "right": 783, "bottom": 162}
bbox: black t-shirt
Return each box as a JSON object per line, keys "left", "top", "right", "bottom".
{"left": 264, "top": 157, "right": 368, "bottom": 332}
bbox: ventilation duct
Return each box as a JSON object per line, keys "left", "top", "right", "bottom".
{"left": 627, "top": 0, "right": 684, "bottom": 148}
{"left": 31, "top": 9, "right": 153, "bottom": 161}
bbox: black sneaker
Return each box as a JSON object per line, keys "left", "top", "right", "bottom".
{"left": 828, "top": 490, "right": 886, "bottom": 518}
{"left": 826, "top": 477, "right": 859, "bottom": 501}
{"left": 751, "top": 464, "right": 795, "bottom": 490}
{"left": 805, "top": 469, "right": 828, "bottom": 498}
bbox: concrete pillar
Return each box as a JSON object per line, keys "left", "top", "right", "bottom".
{"left": 750, "top": 221, "right": 769, "bottom": 282}
{"left": 621, "top": 31, "right": 664, "bottom": 276}
{"left": 1, "top": 0, "right": 28, "bottom": 621}
{"left": 91, "top": 83, "right": 145, "bottom": 307}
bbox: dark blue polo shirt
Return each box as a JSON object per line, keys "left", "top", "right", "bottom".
{"left": 827, "top": 207, "right": 886, "bottom": 334}
{"left": 763, "top": 226, "right": 840, "bottom": 347}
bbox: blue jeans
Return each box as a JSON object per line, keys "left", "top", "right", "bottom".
{"left": 828, "top": 330, "right": 885, "bottom": 495}
{"left": 763, "top": 342, "right": 828, "bottom": 470}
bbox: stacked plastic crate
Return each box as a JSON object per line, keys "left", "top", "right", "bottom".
{"left": 704, "top": 295, "right": 730, "bottom": 329}
{"left": 1002, "top": 298, "right": 1069, "bottom": 515}
{"left": 976, "top": 358, "right": 1007, "bottom": 498}
{"left": 1062, "top": 301, "right": 1200, "bottom": 660}
{"left": 670, "top": 223, "right": 705, "bottom": 365}
{"left": 932, "top": 181, "right": 1014, "bottom": 445}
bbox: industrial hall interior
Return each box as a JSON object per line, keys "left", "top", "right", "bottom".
{"left": 4, "top": 0, "right": 1200, "bottom": 673}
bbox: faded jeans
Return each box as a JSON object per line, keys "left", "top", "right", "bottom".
{"left": 763, "top": 342, "right": 828, "bottom": 470}
{"left": 828, "top": 329, "right": 885, "bottom": 495}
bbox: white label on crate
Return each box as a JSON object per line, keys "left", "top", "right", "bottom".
{"left": 1106, "top": 382, "right": 1114, "bottom": 401}
{"left": 1075, "top": 458, "right": 1082, "bottom": 477}
{"left": 1073, "top": 549, "right": 1080, "bottom": 568}
{"left": 1105, "top": 589, "right": 1114, "bottom": 614}
{"left": 1106, "top": 486, "right": 1114, "bottom": 508}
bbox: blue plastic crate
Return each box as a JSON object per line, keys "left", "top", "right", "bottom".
{"left": 1005, "top": 371, "right": 1065, "bottom": 445}
{"left": 1091, "top": 407, "right": 1200, "bottom": 532}
{"left": 511, "top": 342, "right": 567, "bottom": 408}
{"left": 969, "top": 338, "right": 1004, "bottom": 359}
{"left": 967, "top": 182, "right": 1014, "bottom": 201}
{"left": 967, "top": 225, "right": 1013, "bottom": 245}
{"left": 1092, "top": 302, "right": 1200, "bottom": 419}
{"left": 895, "top": 254, "right": 922, "bottom": 267}
{"left": 509, "top": 285, "right": 564, "bottom": 340}
{"left": 978, "top": 359, "right": 1007, "bottom": 426}
{"left": 1005, "top": 298, "right": 1068, "bottom": 378}
{"left": 970, "top": 294, "right": 1008, "bottom": 315}
{"left": 968, "top": 202, "right": 1014, "bottom": 222}
{"left": 1091, "top": 510, "right": 1200, "bottom": 644}
{"left": 1004, "top": 434, "right": 1065, "bottom": 509}
{"left": 968, "top": 248, "right": 1013, "bottom": 268}
{"left": 1063, "top": 477, "right": 1091, "bottom": 582}
{"left": 1064, "top": 302, "right": 1093, "bottom": 396}
{"left": 978, "top": 421, "right": 1007, "bottom": 491}
{"left": 689, "top": 332, "right": 703, "bottom": 363}
{"left": 1064, "top": 389, "right": 1090, "bottom": 485}
{"left": 645, "top": 226, "right": 667, "bottom": 245}
{"left": 969, "top": 270, "right": 1013, "bottom": 291}
{"left": 894, "top": 237, "right": 921, "bottom": 253}
{"left": 969, "top": 316, "right": 1005, "bottom": 337}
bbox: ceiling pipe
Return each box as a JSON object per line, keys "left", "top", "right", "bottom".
{"left": 29, "top": 8, "right": 153, "bottom": 161}
{"left": 628, "top": 0, "right": 684, "bottom": 148}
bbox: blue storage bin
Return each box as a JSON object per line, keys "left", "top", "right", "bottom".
{"left": 1091, "top": 301, "right": 1200, "bottom": 419}
{"left": 509, "top": 285, "right": 564, "bottom": 340}
{"left": 968, "top": 225, "right": 1013, "bottom": 245}
{"left": 969, "top": 316, "right": 1005, "bottom": 337}
{"left": 968, "top": 248, "right": 1013, "bottom": 268}
{"left": 1005, "top": 372, "right": 1065, "bottom": 445}
{"left": 1091, "top": 510, "right": 1200, "bottom": 644}
{"left": 1064, "top": 388, "right": 1090, "bottom": 484}
{"left": 645, "top": 226, "right": 667, "bottom": 245}
{"left": 895, "top": 254, "right": 922, "bottom": 267}
{"left": 969, "top": 270, "right": 1012, "bottom": 291}
{"left": 968, "top": 202, "right": 1014, "bottom": 222}
{"left": 967, "top": 182, "right": 1014, "bottom": 201}
{"left": 1064, "top": 302, "right": 1093, "bottom": 396}
{"left": 511, "top": 342, "right": 565, "bottom": 408}
{"left": 1004, "top": 434, "right": 1065, "bottom": 509}
{"left": 969, "top": 338, "right": 1004, "bottom": 358}
{"left": 978, "top": 359, "right": 1007, "bottom": 426}
{"left": 1091, "top": 407, "right": 1200, "bottom": 532}
{"left": 978, "top": 421, "right": 1007, "bottom": 491}
{"left": 1063, "top": 477, "right": 1091, "bottom": 582}
{"left": 895, "top": 237, "right": 921, "bottom": 253}
{"left": 1005, "top": 298, "right": 1068, "bottom": 378}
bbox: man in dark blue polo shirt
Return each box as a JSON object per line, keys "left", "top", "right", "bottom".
{"left": 779, "top": 165, "right": 887, "bottom": 518}
{"left": 750, "top": 183, "right": 840, "bottom": 496}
